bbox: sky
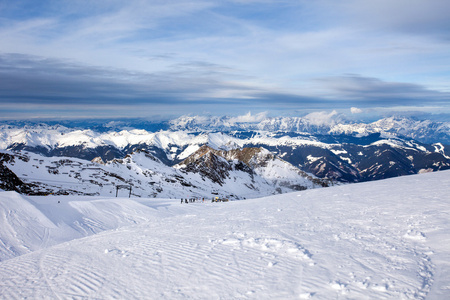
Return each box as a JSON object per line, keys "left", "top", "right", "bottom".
{"left": 0, "top": 0, "right": 450, "bottom": 121}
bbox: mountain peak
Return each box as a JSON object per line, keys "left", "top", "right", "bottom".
{"left": 177, "top": 145, "right": 328, "bottom": 191}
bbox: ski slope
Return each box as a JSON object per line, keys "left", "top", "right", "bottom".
{"left": 0, "top": 171, "right": 450, "bottom": 299}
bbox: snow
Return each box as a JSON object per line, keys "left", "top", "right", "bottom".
{"left": 331, "top": 149, "right": 347, "bottom": 155}
{"left": 307, "top": 155, "right": 322, "bottom": 163}
{"left": 252, "top": 156, "right": 316, "bottom": 190}
{"left": 340, "top": 156, "right": 352, "bottom": 164}
{"left": 433, "top": 143, "right": 450, "bottom": 159}
{"left": 0, "top": 125, "right": 329, "bottom": 157}
{"left": 0, "top": 170, "right": 449, "bottom": 298}
{"left": 177, "top": 144, "right": 201, "bottom": 160}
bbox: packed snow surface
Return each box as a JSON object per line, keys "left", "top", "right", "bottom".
{"left": 1, "top": 171, "right": 450, "bottom": 299}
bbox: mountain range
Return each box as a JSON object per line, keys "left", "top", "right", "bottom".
{"left": 0, "top": 114, "right": 449, "bottom": 197}
{"left": 0, "top": 145, "right": 327, "bottom": 198}
{"left": 169, "top": 114, "right": 450, "bottom": 144}
{"left": 2, "top": 113, "right": 450, "bottom": 144}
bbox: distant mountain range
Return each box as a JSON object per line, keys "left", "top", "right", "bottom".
{"left": 0, "top": 115, "right": 449, "bottom": 197}
{"left": 168, "top": 114, "right": 450, "bottom": 144}
{"left": 2, "top": 114, "right": 450, "bottom": 144}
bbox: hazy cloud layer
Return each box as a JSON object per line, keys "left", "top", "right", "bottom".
{"left": 314, "top": 75, "right": 449, "bottom": 106}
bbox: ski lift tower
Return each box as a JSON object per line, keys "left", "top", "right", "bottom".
{"left": 115, "top": 185, "right": 132, "bottom": 198}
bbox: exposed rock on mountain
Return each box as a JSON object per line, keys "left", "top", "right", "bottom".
{"left": 177, "top": 146, "right": 328, "bottom": 191}
{"left": 0, "top": 152, "right": 50, "bottom": 195}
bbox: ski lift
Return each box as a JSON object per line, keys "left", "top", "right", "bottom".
{"left": 115, "top": 185, "right": 132, "bottom": 198}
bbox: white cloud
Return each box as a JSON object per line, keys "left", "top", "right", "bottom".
{"left": 228, "top": 112, "right": 268, "bottom": 123}
{"left": 303, "top": 110, "right": 343, "bottom": 126}
{"left": 351, "top": 107, "right": 363, "bottom": 114}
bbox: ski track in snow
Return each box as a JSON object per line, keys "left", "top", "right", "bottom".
{"left": 0, "top": 171, "right": 450, "bottom": 299}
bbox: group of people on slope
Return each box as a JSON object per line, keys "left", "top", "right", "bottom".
{"left": 181, "top": 198, "right": 205, "bottom": 204}
{"left": 181, "top": 197, "right": 229, "bottom": 204}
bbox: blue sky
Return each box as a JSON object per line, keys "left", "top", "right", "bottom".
{"left": 1, "top": 0, "right": 449, "bottom": 121}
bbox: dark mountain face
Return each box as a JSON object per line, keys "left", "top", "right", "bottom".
{"left": 255, "top": 141, "right": 450, "bottom": 183}
{"left": 0, "top": 153, "right": 29, "bottom": 193}
{"left": 0, "top": 152, "right": 50, "bottom": 195}
{"left": 177, "top": 146, "right": 267, "bottom": 186}
{"left": 7, "top": 143, "right": 125, "bottom": 162}
{"left": 181, "top": 151, "right": 252, "bottom": 186}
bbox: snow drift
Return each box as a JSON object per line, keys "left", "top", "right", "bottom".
{"left": 0, "top": 170, "right": 450, "bottom": 298}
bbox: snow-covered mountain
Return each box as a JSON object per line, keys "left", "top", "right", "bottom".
{"left": 1, "top": 170, "right": 449, "bottom": 298}
{"left": 169, "top": 114, "right": 450, "bottom": 144}
{"left": 176, "top": 145, "right": 327, "bottom": 192}
{"left": 0, "top": 146, "right": 327, "bottom": 198}
{"left": 0, "top": 115, "right": 449, "bottom": 186}
{"left": 168, "top": 111, "right": 348, "bottom": 132}
{"left": 330, "top": 117, "right": 450, "bottom": 144}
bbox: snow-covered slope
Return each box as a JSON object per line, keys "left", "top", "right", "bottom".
{"left": 1, "top": 148, "right": 324, "bottom": 199}
{"left": 0, "top": 170, "right": 449, "bottom": 298}
{"left": 0, "top": 192, "right": 158, "bottom": 261}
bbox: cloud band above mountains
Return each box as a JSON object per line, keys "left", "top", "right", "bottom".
{"left": 1, "top": 53, "right": 448, "bottom": 119}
